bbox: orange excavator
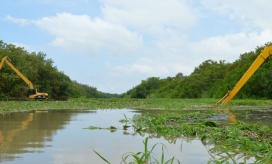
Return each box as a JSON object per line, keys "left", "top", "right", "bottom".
{"left": 217, "top": 45, "right": 272, "bottom": 105}
{"left": 0, "top": 56, "right": 48, "bottom": 100}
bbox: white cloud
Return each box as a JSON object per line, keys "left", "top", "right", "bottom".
{"left": 200, "top": 0, "right": 272, "bottom": 30}
{"left": 34, "top": 12, "right": 143, "bottom": 56}
{"left": 104, "top": 29, "right": 272, "bottom": 88}
{"left": 5, "top": 15, "right": 31, "bottom": 26}
{"left": 107, "top": 57, "right": 169, "bottom": 75}
{"left": 100, "top": 53, "right": 196, "bottom": 93}
{"left": 101, "top": 0, "right": 198, "bottom": 35}
{"left": 188, "top": 30, "right": 272, "bottom": 65}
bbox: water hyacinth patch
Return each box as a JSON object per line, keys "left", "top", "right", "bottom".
{"left": 1, "top": 98, "right": 272, "bottom": 113}
{"left": 119, "top": 112, "right": 272, "bottom": 163}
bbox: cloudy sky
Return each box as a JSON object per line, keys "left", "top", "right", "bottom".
{"left": 1, "top": 0, "right": 272, "bottom": 94}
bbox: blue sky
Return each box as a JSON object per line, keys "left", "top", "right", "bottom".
{"left": 1, "top": 0, "right": 272, "bottom": 94}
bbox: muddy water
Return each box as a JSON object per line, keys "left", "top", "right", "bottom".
{"left": 0, "top": 108, "right": 270, "bottom": 164}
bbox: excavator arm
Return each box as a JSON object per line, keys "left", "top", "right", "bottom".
{"left": 0, "top": 56, "right": 48, "bottom": 99}
{"left": 217, "top": 45, "right": 272, "bottom": 105}
{"left": 0, "top": 56, "right": 34, "bottom": 89}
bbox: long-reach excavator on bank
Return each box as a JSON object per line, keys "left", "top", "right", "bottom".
{"left": 0, "top": 56, "right": 48, "bottom": 100}
{"left": 217, "top": 45, "right": 272, "bottom": 105}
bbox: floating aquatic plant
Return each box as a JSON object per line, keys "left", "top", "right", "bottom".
{"left": 119, "top": 112, "right": 272, "bottom": 163}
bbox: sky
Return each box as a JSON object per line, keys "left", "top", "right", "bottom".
{"left": 1, "top": 0, "right": 272, "bottom": 94}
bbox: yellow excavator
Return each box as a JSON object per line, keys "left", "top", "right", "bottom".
{"left": 0, "top": 56, "right": 48, "bottom": 100}
{"left": 217, "top": 45, "right": 272, "bottom": 105}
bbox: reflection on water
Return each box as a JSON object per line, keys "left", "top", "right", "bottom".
{"left": 0, "top": 108, "right": 270, "bottom": 164}
{"left": 0, "top": 110, "right": 82, "bottom": 163}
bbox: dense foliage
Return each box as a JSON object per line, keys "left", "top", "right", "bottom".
{"left": 123, "top": 42, "right": 272, "bottom": 99}
{"left": 0, "top": 40, "right": 117, "bottom": 99}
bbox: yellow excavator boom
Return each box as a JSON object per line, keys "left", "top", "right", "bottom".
{"left": 217, "top": 45, "right": 272, "bottom": 105}
{"left": 0, "top": 56, "right": 34, "bottom": 89}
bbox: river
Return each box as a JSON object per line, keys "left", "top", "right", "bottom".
{"left": 0, "top": 108, "right": 271, "bottom": 164}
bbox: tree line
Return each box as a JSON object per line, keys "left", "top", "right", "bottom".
{"left": 1, "top": 40, "right": 272, "bottom": 100}
{"left": 0, "top": 40, "right": 118, "bottom": 100}
{"left": 122, "top": 42, "right": 272, "bottom": 100}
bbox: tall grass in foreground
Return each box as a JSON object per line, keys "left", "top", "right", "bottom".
{"left": 93, "top": 137, "right": 180, "bottom": 164}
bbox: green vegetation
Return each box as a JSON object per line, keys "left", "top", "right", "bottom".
{"left": 0, "top": 40, "right": 118, "bottom": 100}
{"left": 122, "top": 42, "right": 272, "bottom": 100}
{"left": 1, "top": 98, "right": 272, "bottom": 113}
{"left": 91, "top": 111, "right": 272, "bottom": 163}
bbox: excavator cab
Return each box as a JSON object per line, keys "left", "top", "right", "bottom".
{"left": 28, "top": 89, "right": 37, "bottom": 96}
{"left": 28, "top": 89, "right": 48, "bottom": 100}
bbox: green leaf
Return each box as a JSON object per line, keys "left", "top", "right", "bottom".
{"left": 123, "top": 125, "right": 130, "bottom": 129}
{"left": 204, "top": 121, "right": 218, "bottom": 127}
{"left": 93, "top": 150, "right": 111, "bottom": 164}
{"left": 108, "top": 126, "right": 117, "bottom": 130}
{"left": 201, "top": 135, "right": 207, "bottom": 141}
